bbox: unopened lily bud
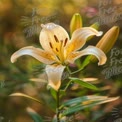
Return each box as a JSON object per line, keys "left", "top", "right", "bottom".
{"left": 96, "top": 26, "right": 119, "bottom": 54}
{"left": 90, "top": 26, "right": 119, "bottom": 63}
{"left": 90, "top": 22, "right": 100, "bottom": 30}
{"left": 70, "top": 13, "right": 82, "bottom": 35}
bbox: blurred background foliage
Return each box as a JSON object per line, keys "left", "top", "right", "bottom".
{"left": 0, "top": 0, "right": 122, "bottom": 122}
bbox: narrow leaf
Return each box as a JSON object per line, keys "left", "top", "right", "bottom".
{"left": 69, "top": 77, "right": 98, "bottom": 90}
{"left": 62, "top": 95, "right": 107, "bottom": 107}
{"left": 9, "top": 93, "right": 42, "bottom": 104}
{"left": 71, "top": 56, "right": 91, "bottom": 75}
{"left": 27, "top": 107, "right": 44, "bottom": 122}
{"left": 62, "top": 97, "right": 119, "bottom": 116}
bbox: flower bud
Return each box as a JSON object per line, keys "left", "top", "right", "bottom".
{"left": 90, "top": 22, "right": 100, "bottom": 30}
{"left": 90, "top": 26, "right": 119, "bottom": 63}
{"left": 70, "top": 13, "right": 82, "bottom": 35}
{"left": 96, "top": 26, "right": 119, "bottom": 53}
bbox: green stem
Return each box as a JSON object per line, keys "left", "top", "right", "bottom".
{"left": 56, "top": 90, "right": 60, "bottom": 122}
{"left": 71, "top": 56, "right": 91, "bottom": 75}
{"left": 70, "top": 67, "right": 84, "bottom": 74}
{"left": 66, "top": 66, "right": 71, "bottom": 74}
{"left": 64, "top": 80, "right": 72, "bottom": 91}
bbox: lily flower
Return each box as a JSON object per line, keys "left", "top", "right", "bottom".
{"left": 11, "top": 23, "right": 107, "bottom": 91}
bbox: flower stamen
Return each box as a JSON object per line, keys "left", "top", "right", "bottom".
{"left": 49, "top": 42, "right": 53, "bottom": 49}
{"left": 64, "top": 38, "right": 68, "bottom": 47}
{"left": 56, "top": 48, "right": 59, "bottom": 52}
{"left": 54, "top": 35, "right": 59, "bottom": 43}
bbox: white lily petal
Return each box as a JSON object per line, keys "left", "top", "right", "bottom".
{"left": 11, "top": 46, "right": 55, "bottom": 64}
{"left": 66, "top": 27, "right": 103, "bottom": 54}
{"left": 67, "top": 46, "right": 107, "bottom": 65}
{"left": 45, "top": 64, "right": 65, "bottom": 91}
{"left": 40, "top": 23, "right": 69, "bottom": 53}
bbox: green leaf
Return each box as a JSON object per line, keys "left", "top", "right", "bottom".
{"left": 26, "top": 107, "right": 44, "bottom": 122}
{"left": 62, "top": 95, "right": 107, "bottom": 107}
{"left": 81, "top": 56, "right": 91, "bottom": 69}
{"left": 60, "top": 90, "right": 66, "bottom": 98}
{"left": 9, "top": 93, "right": 42, "bottom": 104}
{"left": 69, "top": 77, "right": 98, "bottom": 90}
{"left": 71, "top": 56, "right": 91, "bottom": 75}
{"left": 61, "top": 96, "right": 119, "bottom": 116}
{"left": 50, "top": 88, "right": 57, "bottom": 100}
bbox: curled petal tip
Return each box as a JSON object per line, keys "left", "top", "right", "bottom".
{"left": 98, "top": 55, "right": 107, "bottom": 65}
{"left": 11, "top": 55, "right": 16, "bottom": 63}
{"left": 90, "top": 47, "right": 107, "bottom": 66}
{"left": 97, "top": 31, "right": 103, "bottom": 36}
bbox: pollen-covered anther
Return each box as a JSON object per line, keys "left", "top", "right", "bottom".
{"left": 64, "top": 38, "right": 68, "bottom": 47}
{"left": 49, "top": 42, "right": 53, "bottom": 49}
{"left": 54, "top": 35, "right": 59, "bottom": 43}
{"left": 56, "top": 48, "right": 59, "bottom": 52}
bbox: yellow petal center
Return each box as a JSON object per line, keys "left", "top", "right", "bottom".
{"left": 49, "top": 35, "right": 68, "bottom": 64}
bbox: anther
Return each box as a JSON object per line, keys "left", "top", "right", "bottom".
{"left": 54, "top": 35, "right": 59, "bottom": 42}
{"left": 64, "top": 38, "right": 68, "bottom": 47}
{"left": 56, "top": 48, "right": 59, "bottom": 52}
{"left": 49, "top": 42, "right": 53, "bottom": 48}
